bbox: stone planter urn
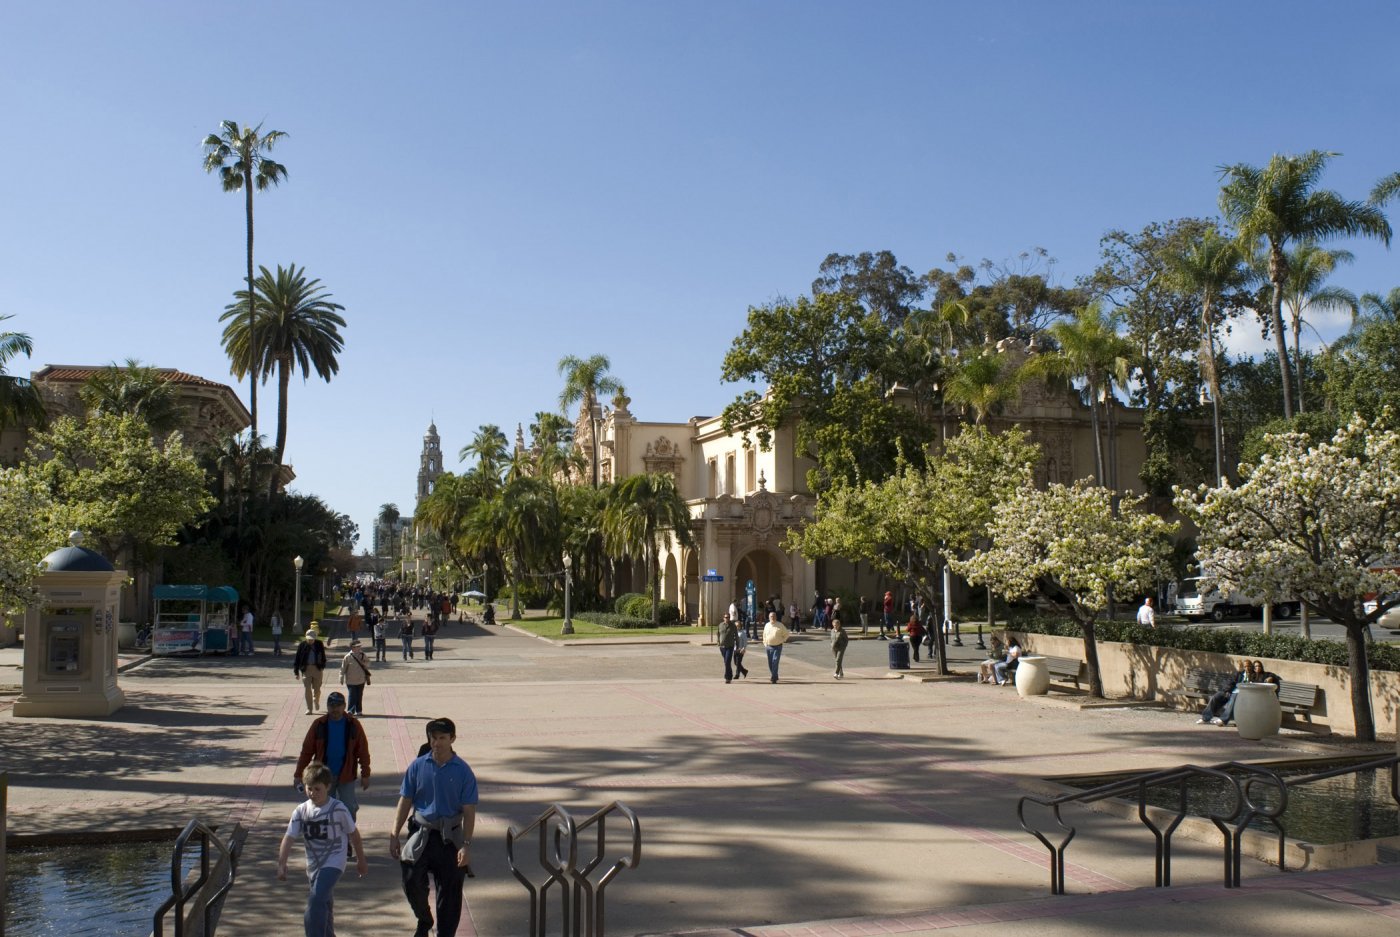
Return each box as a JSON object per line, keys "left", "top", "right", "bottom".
{"left": 1235, "top": 683, "right": 1282, "bottom": 739}
{"left": 1015, "top": 655, "right": 1050, "bottom": 697}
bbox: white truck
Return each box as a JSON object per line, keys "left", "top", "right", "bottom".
{"left": 1174, "top": 577, "right": 1298, "bottom": 622}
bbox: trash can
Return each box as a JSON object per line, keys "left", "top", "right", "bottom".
{"left": 887, "top": 638, "right": 910, "bottom": 670}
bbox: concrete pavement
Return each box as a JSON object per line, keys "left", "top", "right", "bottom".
{"left": 1, "top": 616, "right": 1396, "bottom": 936}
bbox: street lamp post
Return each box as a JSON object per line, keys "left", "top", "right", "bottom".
{"left": 561, "top": 554, "right": 574, "bottom": 635}
{"left": 293, "top": 555, "right": 304, "bottom": 633}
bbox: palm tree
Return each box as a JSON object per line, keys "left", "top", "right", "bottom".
{"left": 1276, "top": 243, "right": 1357, "bottom": 413}
{"left": 558, "top": 354, "right": 622, "bottom": 487}
{"left": 202, "top": 120, "right": 289, "bottom": 438}
{"left": 0, "top": 315, "right": 44, "bottom": 433}
{"left": 79, "top": 359, "right": 185, "bottom": 435}
{"left": 377, "top": 503, "right": 401, "bottom": 561}
{"left": 221, "top": 263, "right": 346, "bottom": 484}
{"left": 602, "top": 472, "right": 695, "bottom": 626}
{"left": 1354, "top": 286, "right": 1400, "bottom": 326}
{"left": 1024, "top": 304, "right": 1132, "bottom": 485}
{"left": 942, "top": 347, "right": 1023, "bottom": 426}
{"left": 1218, "top": 150, "right": 1391, "bottom": 419}
{"left": 1168, "top": 226, "right": 1254, "bottom": 484}
{"left": 458, "top": 424, "right": 510, "bottom": 491}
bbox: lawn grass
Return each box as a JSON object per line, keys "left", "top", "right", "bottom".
{"left": 506, "top": 616, "right": 701, "bottom": 639}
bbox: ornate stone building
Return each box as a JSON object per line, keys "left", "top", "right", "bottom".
{"left": 403, "top": 421, "right": 445, "bottom": 583}
{"left": 579, "top": 341, "right": 1156, "bottom": 626}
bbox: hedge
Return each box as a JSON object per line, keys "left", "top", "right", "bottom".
{"left": 574, "top": 612, "right": 656, "bottom": 630}
{"left": 1007, "top": 612, "right": 1400, "bottom": 673}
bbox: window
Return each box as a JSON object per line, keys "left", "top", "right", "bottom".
{"left": 745, "top": 452, "right": 756, "bottom": 493}
{"left": 725, "top": 453, "right": 736, "bottom": 495}
{"left": 708, "top": 458, "right": 718, "bottom": 498}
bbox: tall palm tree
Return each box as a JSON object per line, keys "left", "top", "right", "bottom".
{"left": 79, "top": 359, "right": 185, "bottom": 435}
{"left": 1354, "top": 286, "right": 1400, "bottom": 326}
{"left": 0, "top": 315, "right": 44, "bottom": 433}
{"left": 458, "top": 424, "right": 510, "bottom": 491}
{"left": 558, "top": 354, "right": 622, "bottom": 487}
{"left": 1023, "top": 304, "right": 1133, "bottom": 485}
{"left": 602, "top": 472, "right": 695, "bottom": 626}
{"left": 1276, "top": 243, "right": 1357, "bottom": 413}
{"left": 221, "top": 263, "right": 346, "bottom": 484}
{"left": 1218, "top": 150, "right": 1391, "bottom": 419}
{"left": 377, "top": 503, "right": 401, "bottom": 560}
{"left": 1168, "top": 226, "right": 1254, "bottom": 484}
{"left": 202, "top": 120, "right": 289, "bottom": 438}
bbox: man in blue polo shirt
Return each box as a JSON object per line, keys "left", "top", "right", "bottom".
{"left": 390, "top": 717, "right": 478, "bottom": 937}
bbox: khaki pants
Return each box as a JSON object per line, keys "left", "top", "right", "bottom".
{"left": 302, "top": 665, "right": 323, "bottom": 712}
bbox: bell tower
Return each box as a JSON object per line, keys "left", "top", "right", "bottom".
{"left": 417, "top": 421, "right": 443, "bottom": 509}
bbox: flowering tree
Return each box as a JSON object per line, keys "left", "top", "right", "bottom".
{"left": 792, "top": 426, "right": 1039, "bottom": 675}
{"left": 1175, "top": 414, "right": 1400, "bottom": 741}
{"left": 952, "top": 482, "right": 1177, "bottom": 697}
{"left": 0, "top": 468, "right": 56, "bottom": 615}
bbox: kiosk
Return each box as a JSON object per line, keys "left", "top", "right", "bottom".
{"left": 152, "top": 585, "right": 240, "bottom": 656}
{"left": 13, "top": 531, "right": 127, "bottom": 718}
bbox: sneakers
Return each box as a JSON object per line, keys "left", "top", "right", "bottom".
{"left": 1211, "top": 717, "right": 1225, "bottom": 726}
{"left": 1195, "top": 718, "right": 1206, "bottom": 724}
{"left": 305, "top": 708, "right": 312, "bottom": 715}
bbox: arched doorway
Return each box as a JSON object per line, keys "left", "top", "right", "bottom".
{"left": 732, "top": 548, "right": 788, "bottom": 609}
{"left": 663, "top": 554, "right": 679, "bottom": 604}
{"left": 684, "top": 549, "right": 699, "bottom": 622}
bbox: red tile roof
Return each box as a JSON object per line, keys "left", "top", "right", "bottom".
{"left": 33, "top": 365, "right": 232, "bottom": 389}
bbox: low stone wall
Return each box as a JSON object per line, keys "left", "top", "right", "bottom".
{"left": 1007, "top": 629, "right": 1400, "bottom": 738}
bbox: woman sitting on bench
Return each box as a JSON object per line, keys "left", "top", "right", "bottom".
{"left": 992, "top": 639, "right": 1022, "bottom": 686}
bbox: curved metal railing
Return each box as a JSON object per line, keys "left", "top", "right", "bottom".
{"left": 151, "top": 819, "right": 243, "bottom": 936}
{"left": 507, "top": 801, "right": 641, "bottom": 937}
{"left": 1019, "top": 752, "right": 1399, "bottom": 895}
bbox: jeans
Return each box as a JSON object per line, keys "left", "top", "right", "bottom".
{"left": 304, "top": 865, "right": 341, "bottom": 937}
{"left": 401, "top": 636, "right": 414, "bottom": 659}
{"left": 240, "top": 630, "right": 254, "bottom": 654}
{"left": 272, "top": 632, "right": 282, "bottom": 655}
{"left": 909, "top": 635, "right": 921, "bottom": 662}
{"left": 401, "top": 829, "right": 466, "bottom": 937}
{"left": 347, "top": 682, "right": 365, "bottom": 715}
{"left": 993, "top": 659, "right": 1014, "bottom": 685}
{"left": 720, "top": 647, "right": 734, "bottom": 681}
{"left": 424, "top": 635, "right": 435, "bottom": 659}
{"left": 765, "top": 645, "right": 782, "bottom": 682}
{"left": 734, "top": 649, "right": 748, "bottom": 676}
{"left": 374, "top": 637, "right": 386, "bottom": 661}
{"left": 833, "top": 647, "right": 846, "bottom": 677}
{"left": 328, "top": 779, "right": 359, "bottom": 821}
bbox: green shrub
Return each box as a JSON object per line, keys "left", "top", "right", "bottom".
{"left": 655, "top": 600, "right": 681, "bottom": 624}
{"left": 575, "top": 612, "right": 654, "bottom": 629}
{"left": 1007, "top": 612, "right": 1400, "bottom": 672}
{"left": 614, "top": 592, "right": 646, "bottom": 615}
{"left": 499, "top": 581, "right": 548, "bottom": 609}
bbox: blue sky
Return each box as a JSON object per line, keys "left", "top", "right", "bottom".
{"left": 3, "top": 1, "right": 1398, "bottom": 545}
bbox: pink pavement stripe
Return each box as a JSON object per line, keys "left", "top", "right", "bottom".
{"left": 381, "top": 685, "right": 480, "bottom": 937}
{"left": 225, "top": 687, "right": 303, "bottom": 830}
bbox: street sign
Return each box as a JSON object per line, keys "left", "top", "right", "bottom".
{"left": 706, "top": 568, "right": 718, "bottom": 577}
{"left": 702, "top": 574, "right": 724, "bottom": 582}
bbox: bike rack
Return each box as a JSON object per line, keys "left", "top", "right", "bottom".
{"left": 1018, "top": 752, "right": 1399, "bottom": 895}
{"left": 151, "top": 819, "right": 245, "bottom": 937}
{"left": 507, "top": 801, "right": 641, "bottom": 937}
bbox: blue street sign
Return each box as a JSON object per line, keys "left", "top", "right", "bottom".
{"left": 702, "top": 574, "right": 724, "bottom": 582}
{"left": 706, "top": 568, "right": 718, "bottom": 577}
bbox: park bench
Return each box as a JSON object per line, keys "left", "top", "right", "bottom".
{"left": 1044, "top": 655, "right": 1085, "bottom": 690}
{"left": 1181, "top": 668, "right": 1321, "bottom": 724}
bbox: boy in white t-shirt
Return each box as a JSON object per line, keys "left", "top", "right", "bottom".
{"left": 277, "top": 761, "right": 368, "bottom": 937}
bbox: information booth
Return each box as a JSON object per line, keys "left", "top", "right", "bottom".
{"left": 152, "top": 585, "right": 240, "bottom": 656}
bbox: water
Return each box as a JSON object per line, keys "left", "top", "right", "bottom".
{"left": 5, "top": 839, "right": 187, "bottom": 936}
{"left": 1064, "top": 760, "right": 1399, "bottom": 845}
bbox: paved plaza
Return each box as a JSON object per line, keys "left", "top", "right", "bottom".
{"left": 2, "top": 616, "right": 1398, "bottom": 936}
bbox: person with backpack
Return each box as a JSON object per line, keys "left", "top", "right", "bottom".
{"left": 717, "top": 613, "right": 738, "bottom": 683}
{"left": 294, "top": 625, "right": 329, "bottom": 714}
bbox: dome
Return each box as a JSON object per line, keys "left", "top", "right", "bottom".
{"left": 39, "top": 531, "right": 115, "bottom": 573}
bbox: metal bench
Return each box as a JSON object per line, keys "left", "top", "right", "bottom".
{"left": 1043, "top": 655, "right": 1084, "bottom": 689}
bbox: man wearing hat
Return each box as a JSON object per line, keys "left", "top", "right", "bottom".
{"left": 293, "top": 623, "right": 329, "bottom": 714}
{"left": 294, "top": 690, "right": 372, "bottom": 831}
{"left": 340, "top": 639, "right": 373, "bottom": 715}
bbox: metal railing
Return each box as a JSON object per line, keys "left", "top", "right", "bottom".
{"left": 151, "top": 819, "right": 244, "bottom": 937}
{"left": 507, "top": 801, "right": 641, "bottom": 937}
{"left": 1018, "top": 753, "right": 1399, "bottom": 895}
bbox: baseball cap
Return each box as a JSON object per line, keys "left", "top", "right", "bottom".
{"left": 327, "top": 691, "right": 346, "bottom": 706}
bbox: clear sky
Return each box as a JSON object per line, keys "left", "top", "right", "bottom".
{"left": 3, "top": 1, "right": 1398, "bottom": 545}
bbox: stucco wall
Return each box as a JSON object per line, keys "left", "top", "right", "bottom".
{"left": 1007, "top": 629, "right": 1400, "bottom": 738}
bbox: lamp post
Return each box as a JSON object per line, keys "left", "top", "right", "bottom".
{"left": 293, "top": 555, "right": 304, "bottom": 633}
{"left": 561, "top": 554, "right": 574, "bottom": 635}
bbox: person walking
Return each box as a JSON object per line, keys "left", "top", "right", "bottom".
{"left": 372, "top": 614, "right": 387, "bottom": 662}
{"left": 717, "top": 613, "right": 738, "bottom": 683}
{"left": 294, "top": 691, "right": 372, "bottom": 828}
{"left": 340, "top": 641, "right": 373, "bottom": 715}
{"left": 294, "top": 625, "right": 329, "bottom": 715}
{"left": 271, "top": 611, "right": 284, "bottom": 656}
{"left": 733, "top": 622, "right": 750, "bottom": 678}
{"left": 1137, "top": 597, "right": 1156, "bottom": 629}
{"left": 761, "top": 612, "right": 790, "bottom": 684}
{"left": 399, "top": 615, "right": 415, "bottom": 660}
{"left": 277, "top": 761, "right": 367, "bottom": 937}
{"left": 831, "top": 616, "right": 849, "bottom": 679}
{"left": 239, "top": 604, "right": 256, "bottom": 655}
{"left": 858, "top": 595, "right": 870, "bottom": 634}
{"left": 422, "top": 616, "right": 439, "bottom": 660}
{"left": 906, "top": 612, "right": 925, "bottom": 663}
{"left": 391, "top": 717, "right": 478, "bottom": 937}
{"left": 880, "top": 590, "right": 895, "bottom": 640}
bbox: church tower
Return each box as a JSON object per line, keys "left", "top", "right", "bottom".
{"left": 417, "top": 421, "right": 443, "bottom": 509}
